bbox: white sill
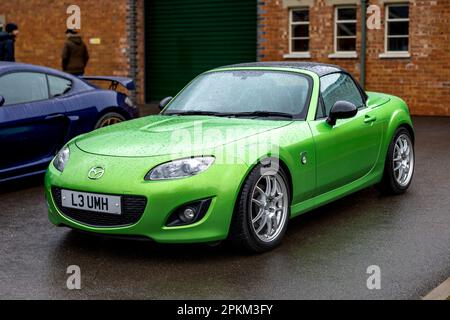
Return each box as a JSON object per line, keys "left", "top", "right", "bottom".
{"left": 379, "top": 52, "right": 411, "bottom": 59}
{"left": 283, "top": 52, "right": 311, "bottom": 59}
{"left": 328, "top": 52, "right": 358, "bottom": 59}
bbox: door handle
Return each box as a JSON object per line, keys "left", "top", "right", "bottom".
{"left": 45, "top": 114, "right": 65, "bottom": 121}
{"left": 364, "top": 115, "right": 377, "bottom": 124}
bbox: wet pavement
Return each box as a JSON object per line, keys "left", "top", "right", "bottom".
{"left": 0, "top": 117, "right": 449, "bottom": 300}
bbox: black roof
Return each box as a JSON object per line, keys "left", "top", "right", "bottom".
{"left": 223, "top": 62, "right": 344, "bottom": 77}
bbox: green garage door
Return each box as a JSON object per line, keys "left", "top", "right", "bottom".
{"left": 145, "top": 0, "right": 257, "bottom": 102}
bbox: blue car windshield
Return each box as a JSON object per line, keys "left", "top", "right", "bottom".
{"left": 164, "top": 71, "right": 312, "bottom": 119}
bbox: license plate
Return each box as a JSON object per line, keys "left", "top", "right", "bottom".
{"left": 61, "top": 190, "right": 122, "bottom": 215}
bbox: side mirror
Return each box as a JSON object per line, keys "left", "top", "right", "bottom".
{"left": 0, "top": 95, "right": 5, "bottom": 107}
{"left": 326, "top": 101, "right": 358, "bottom": 126}
{"left": 159, "top": 97, "right": 173, "bottom": 111}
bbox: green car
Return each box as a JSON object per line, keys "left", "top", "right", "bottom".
{"left": 45, "top": 62, "right": 415, "bottom": 252}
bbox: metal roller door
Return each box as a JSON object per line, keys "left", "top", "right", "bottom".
{"left": 145, "top": 0, "right": 257, "bottom": 102}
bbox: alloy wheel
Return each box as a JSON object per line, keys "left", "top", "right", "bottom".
{"left": 250, "top": 173, "right": 289, "bottom": 243}
{"left": 393, "top": 134, "right": 414, "bottom": 187}
{"left": 99, "top": 117, "right": 123, "bottom": 128}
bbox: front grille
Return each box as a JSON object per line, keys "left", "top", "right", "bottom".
{"left": 52, "top": 187, "right": 147, "bottom": 228}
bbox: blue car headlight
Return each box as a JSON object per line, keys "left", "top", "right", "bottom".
{"left": 145, "top": 157, "right": 215, "bottom": 181}
{"left": 53, "top": 146, "right": 70, "bottom": 172}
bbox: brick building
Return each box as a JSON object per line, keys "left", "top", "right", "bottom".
{"left": 260, "top": 0, "right": 450, "bottom": 116}
{"left": 0, "top": 0, "right": 448, "bottom": 115}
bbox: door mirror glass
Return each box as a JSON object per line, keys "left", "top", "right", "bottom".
{"left": 0, "top": 95, "right": 5, "bottom": 107}
{"left": 159, "top": 96, "right": 173, "bottom": 111}
{"left": 327, "top": 101, "right": 358, "bottom": 126}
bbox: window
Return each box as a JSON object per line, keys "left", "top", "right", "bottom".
{"left": 48, "top": 75, "right": 72, "bottom": 97}
{"left": 290, "top": 8, "right": 310, "bottom": 53}
{"left": 335, "top": 7, "right": 357, "bottom": 52}
{"left": 386, "top": 4, "right": 409, "bottom": 52}
{"left": 320, "top": 73, "right": 364, "bottom": 117}
{"left": 316, "top": 98, "right": 326, "bottom": 119}
{"left": 0, "top": 72, "right": 48, "bottom": 106}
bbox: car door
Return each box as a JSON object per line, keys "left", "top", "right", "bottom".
{"left": 0, "top": 72, "right": 69, "bottom": 178}
{"left": 309, "top": 72, "right": 383, "bottom": 196}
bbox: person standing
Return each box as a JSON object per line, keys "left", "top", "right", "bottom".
{"left": 0, "top": 23, "right": 19, "bottom": 62}
{"left": 62, "top": 29, "right": 89, "bottom": 76}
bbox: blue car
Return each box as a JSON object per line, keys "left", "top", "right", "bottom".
{"left": 0, "top": 62, "right": 139, "bottom": 183}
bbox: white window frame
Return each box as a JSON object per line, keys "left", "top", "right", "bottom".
{"left": 334, "top": 6, "right": 357, "bottom": 54}
{"left": 385, "top": 3, "right": 409, "bottom": 54}
{"left": 289, "top": 8, "right": 310, "bottom": 54}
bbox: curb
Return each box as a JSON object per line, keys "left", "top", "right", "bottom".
{"left": 423, "top": 277, "right": 450, "bottom": 300}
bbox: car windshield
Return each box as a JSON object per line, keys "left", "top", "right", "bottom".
{"left": 163, "top": 70, "right": 311, "bottom": 119}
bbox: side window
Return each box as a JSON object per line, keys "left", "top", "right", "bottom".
{"left": 0, "top": 72, "right": 48, "bottom": 106}
{"left": 320, "top": 73, "right": 364, "bottom": 116}
{"left": 48, "top": 75, "right": 72, "bottom": 97}
{"left": 316, "top": 98, "right": 326, "bottom": 119}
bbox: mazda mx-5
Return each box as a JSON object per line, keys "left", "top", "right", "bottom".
{"left": 45, "top": 62, "right": 415, "bottom": 252}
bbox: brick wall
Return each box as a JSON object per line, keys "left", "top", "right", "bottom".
{"left": 1, "top": 0, "right": 449, "bottom": 114}
{"left": 0, "top": 0, "right": 137, "bottom": 98}
{"left": 259, "top": 0, "right": 450, "bottom": 116}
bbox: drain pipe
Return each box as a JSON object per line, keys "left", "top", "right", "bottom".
{"left": 128, "top": 0, "right": 138, "bottom": 101}
{"left": 361, "top": 0, "right": 367, "bottom": 90}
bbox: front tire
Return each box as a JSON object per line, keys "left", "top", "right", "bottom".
{"left": 229, "top": 163, "right": 291, "bottom": 253}
{"left": 377, "top": 128, "right": 415, "bottom": 195}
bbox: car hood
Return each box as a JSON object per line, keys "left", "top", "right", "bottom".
{"left": 75, "top": 115, "right": 292, "bottom": 157}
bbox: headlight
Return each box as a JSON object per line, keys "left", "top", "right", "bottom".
{"left": 145, "top": 157, "right": 215, "bottom": 181}
{"left": 53, "top": 146, "right": 70, "bottom": 172}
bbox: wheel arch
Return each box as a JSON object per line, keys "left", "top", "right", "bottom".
{"left": 227, "top": 155, "right": 294, "bottom": 249}
{"left": 377, "top": 107, "right": 415, "bottom": 177}
{"left": 398, "top": 123, "right": 415, "bottom": 144}
{"left": 97, "top": 106, "right": 131, "bottom": 121}
{"left": 252, "top": 156, "right": 293, "bottom": 194}
{"left": 233, "top": 156, "right": 294, "bottom": 214}
{"left": 385, "top": 106, "right": 415, "bottom": 147}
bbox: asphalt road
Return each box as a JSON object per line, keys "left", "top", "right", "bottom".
{"left": 0, "top": 117, "right": 449, "bottom": 300}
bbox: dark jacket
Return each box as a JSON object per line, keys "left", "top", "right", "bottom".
{"left": 62, "top": 35, "right": 89, "bottom": 75}
{"left": 0, "top": 32, "right": 15, "bottom": 62}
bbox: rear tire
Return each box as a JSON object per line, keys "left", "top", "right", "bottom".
{"left": 229, "top": 162, "right": 291, "bottom": 253}
{"left": 377, "top": 128, "right": 415, "bottom": 195}
{"left": 95, "top": 112, "right": 126, "bottom": 129}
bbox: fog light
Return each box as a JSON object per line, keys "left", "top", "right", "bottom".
{"left": 166, "top": 199, "right": 212, "bottom": 227}
{"left": 180, "top": 208, "right": 196, "bottom": 223}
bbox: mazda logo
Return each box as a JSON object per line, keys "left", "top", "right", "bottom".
{"left": 88, "top": 166, "right": 105, "bottom": 180}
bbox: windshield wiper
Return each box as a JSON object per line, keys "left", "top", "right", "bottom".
{"left": 165, "top": 110, "right": 224, "bottom": 117}
{"left": 164, "top": 110, "right": 294, "bottom": 119}
{"left": 230, "top": 111, "right": 294, "bottom": 119}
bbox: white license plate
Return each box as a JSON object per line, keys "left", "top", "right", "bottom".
{"left": 61, "top": 190, "right": 122, "bottom": 215}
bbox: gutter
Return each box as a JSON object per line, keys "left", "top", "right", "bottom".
{"left": 128, "top": 0, "right": 138, "bottom": 101}
{"left": 361, "top": 0, "right": 367, "bottom": 90}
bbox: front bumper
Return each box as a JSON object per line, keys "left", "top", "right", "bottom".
{"left": 45, "top": 147, "right": 249, "bottom": 244}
